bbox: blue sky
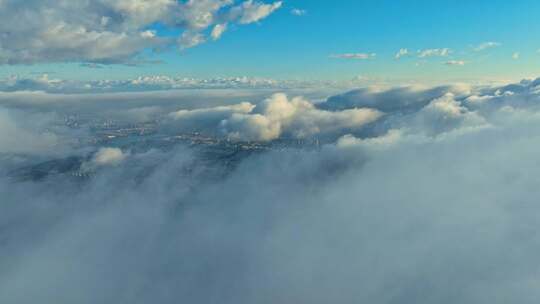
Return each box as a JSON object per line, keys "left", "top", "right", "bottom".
{"left": 1, "top": 0, "right": 539, "bottom": 83}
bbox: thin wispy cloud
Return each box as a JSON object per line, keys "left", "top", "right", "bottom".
{"left": 236, "top": 1, "right": 283, "bottom": 24}
{"left": 291, "top": 8, "right": 307, "bottom": 16}
{"left": 178, "top": 32, "right": 207, "bottom": 50}
{"left": 445, "top": 60, "right": 466, "bottom": 66}
{"left": 418, "top": 48, "right": 451, "bottom": 58}
{"left": 331, "top": 53, "right": 376, "bottom": 60}
{"left": 473, "top": 41, "right": 501, "bottom": 52}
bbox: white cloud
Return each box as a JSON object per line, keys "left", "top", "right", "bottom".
{"left": 175, "top": 0, "right": 232, "bottom": 30}
{"left": 413, "top": 93, "right": 488, "bottom": 135}
{"left": 178, "top": 31, "right": 207, "bottom": 50}
{"left": 140, "top": 30, "right": 157, "bottom": 39}
{"left": 337, "top": 129, "right": 403, "bottom": 149}
{"left": 331, "top": 53, "right": 377, "bottom": 60}
{"left": 418, "top": 48, "right": 451, "bottom": 58}
{"left": 322, "top": 84, "right": 473, "bottom": 113}
{"left": 395, "top": 48, "right": 409, "bottom": 59}
{"left": 80, "top": 147, "right": 128, "bottom": 172}
{"left": 170, "top": 93, "right": 382, "bottom": 141}
{"left": 291, "top": 8, "right": 307, "bottom": 16}
{"left": 170, "top": 102, "right": 255, "bottom": 121}
{"left": 445, "top": 60, "right": 465, "bottom": 66}
{"left": 211, "top": 23, "right": 228, "bottom": 40}
{"left": 473, "top": 41, "right": 501, "bottom": 51}
{"left": 92, "top": 148, "right": 127, "bottom": 166}
{"left": 231, "top": 0, "right": 283, "bottom": 24}
{"left": 0, "top": 0, "right": 282, "bottom": 63}
{"left": 512, "top": 52, "right": 520, "bottom": 60}
{"left": 0, "top": 75, "right": 344, "bottom": 93}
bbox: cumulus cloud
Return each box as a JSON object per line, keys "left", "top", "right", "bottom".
{"left": 0, "top": 0, "right": 282, "bottom": 64}
{"left": 411, "top": 93, "right": 488, "bottom": 135}
{"left": 80, "top": 147, "right": 128, "bottom": 172}
{"left": 0, "top": 0, "right": 170, "bottom": 64}
{"left": 232, "top": 0, "right": 283, "bottom": 24}
{"left": 473, "top": 41, "right": 501, "bottom": 51}
{"left": 330, "top": 53, "right": 377, "bottom": 60}
{"left": 418, "top": 48, "right": 451, "bottom": 58}
{"left": 170, "top": 93, "right": 381, "bottom": 141}
{"left": 169, "top": 102, "right": 255, "bottom": 131}
{"left": 92, "top": 148, "right": 127, "bottom": 166}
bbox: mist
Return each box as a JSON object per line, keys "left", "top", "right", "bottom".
{"left": 2, "top": 78, "right": 540, "bottom": 303}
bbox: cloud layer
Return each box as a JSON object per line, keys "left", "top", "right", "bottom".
{"left": 0, "top": 74, "right": 348, "bottom": 93}
{"left": 2, "top": 78, "right": 540, "bottom": 303}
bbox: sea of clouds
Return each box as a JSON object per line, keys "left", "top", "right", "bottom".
{"left": 2, "top": 78, "right": 540, "bottom": 303}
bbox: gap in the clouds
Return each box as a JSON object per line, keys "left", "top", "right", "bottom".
{"left": 149, "top": 22, "right": 183, "bottom": 38}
